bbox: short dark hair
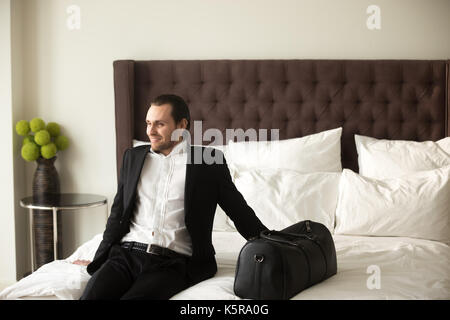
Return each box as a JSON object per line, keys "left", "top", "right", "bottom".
{"left": 150, "top": 94, "right": 191, "bottom": 130}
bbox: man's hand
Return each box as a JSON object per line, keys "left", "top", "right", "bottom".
{"left": 72, "top": 260, "right": 91, "bottom": 266}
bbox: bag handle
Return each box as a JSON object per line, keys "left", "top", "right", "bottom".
{"left": 259, "top": 230, "right": 316, "bottom": 246}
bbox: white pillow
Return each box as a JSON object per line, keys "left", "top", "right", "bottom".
{"left": 438, "top": 138, "right": 450, "bottom": 153}
{"left": 227, "top": 168, "right": 341, "bottom": 233}
{"left": 355, "top": 134, "right": 450, "bottom": 179}
{"left": 226, "top": 127, "right": 342, "bottom": 173}
{"left": 335, "top": 167, "right": 450, "bottom": 242}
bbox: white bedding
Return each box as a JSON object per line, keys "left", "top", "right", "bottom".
{"left": 1, "top": 231, "right": 449, "bottom": 300}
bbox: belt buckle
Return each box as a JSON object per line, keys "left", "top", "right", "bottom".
{"left": 146, "top": 244, "right": 160, "bottom": 255}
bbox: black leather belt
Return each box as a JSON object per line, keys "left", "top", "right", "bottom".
{"left": 120, "top": 241, "right": 188, "bottom": 259}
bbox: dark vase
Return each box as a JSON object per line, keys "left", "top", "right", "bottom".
{"left": 32, "top": 156, "right": 62, "bottom": 269}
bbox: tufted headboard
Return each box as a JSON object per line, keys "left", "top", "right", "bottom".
{"left": 113, "top": 59, "right": 450, "bottom": 178}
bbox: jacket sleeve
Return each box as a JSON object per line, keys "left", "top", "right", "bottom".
{"left": 87, "top": 148, "right": 130, "bottom": 274}
{"left": 215, "top": 150, "right": 268, "bottom": 240}
{"left": 102, "top": 148, "right": 130, "bottom": 242}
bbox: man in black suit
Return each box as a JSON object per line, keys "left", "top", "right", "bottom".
{"left": 77, "top": 94, "right": 268, "bottom": 300}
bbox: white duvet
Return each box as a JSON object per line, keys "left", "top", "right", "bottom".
{"left": 1, "top": 231, "right": 449, "bottom": 300}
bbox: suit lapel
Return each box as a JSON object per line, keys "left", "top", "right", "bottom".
{"left": 184, "top": 145, "right": 201, "bottom": 222}
{"left": 125, "top": 145, "right": 149, "bottom": 212}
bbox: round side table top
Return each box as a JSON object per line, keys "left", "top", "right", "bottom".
{"left": 20, "top": 193, "right": 107, "bottom": 210}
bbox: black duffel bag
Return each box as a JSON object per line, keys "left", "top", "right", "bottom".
{"left": 233, "top": 220, "right": 337, "bottom": 300}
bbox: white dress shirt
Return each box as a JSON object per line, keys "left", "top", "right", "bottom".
{"left": 121, "top": 140, "right": 192, "bottom": 256}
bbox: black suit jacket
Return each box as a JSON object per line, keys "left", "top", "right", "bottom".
{"left": 87, "top": 144, "right": 268, "bottom": 286}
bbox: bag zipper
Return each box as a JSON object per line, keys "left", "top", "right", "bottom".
{"left": 303, "top": 222, "right": 329, "bottom": 281}
{"left": 304, "top": 221, "right": 328, "bottom": 280}
{"left": 254, "top": 254, "right": 263, "bottom": 299}
{"left": 306, "top": 220, "right": 311, "bottom": 233}
{"left": 296, "top": 243, "right": 311, "bottom": 288}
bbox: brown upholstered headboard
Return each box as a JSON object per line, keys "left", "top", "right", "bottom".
{"left": 113, "top": 59, "right": 450, "bottom": 179}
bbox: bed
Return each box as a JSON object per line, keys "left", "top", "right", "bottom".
{"left": 1, "top": 59, "right": 449, "bottom": 300}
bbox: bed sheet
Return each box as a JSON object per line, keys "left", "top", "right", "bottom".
{"left": 173, "top": 232, "right": 450, "bottom": 299}
{"left": 1, "top": 231, "right": 449, "bottom": 300}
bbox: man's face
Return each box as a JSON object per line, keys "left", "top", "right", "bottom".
{"left": 146, "top": 104, "right": 186, "bottom": 156}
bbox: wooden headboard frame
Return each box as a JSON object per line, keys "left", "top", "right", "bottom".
{"left": 113, "top": 59, "right": 450, "bottom": 180}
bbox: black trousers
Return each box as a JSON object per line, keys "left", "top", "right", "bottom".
{"left": 80, "top": 244, "right": 191, "bottom": 300}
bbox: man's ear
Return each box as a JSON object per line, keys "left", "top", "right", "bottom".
{"left": 178, "top": 118, "right": 188, "bottom": 129}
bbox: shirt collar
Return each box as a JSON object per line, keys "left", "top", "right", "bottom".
{"left": 149, "top": 139, "right": 188, "bottom": 158}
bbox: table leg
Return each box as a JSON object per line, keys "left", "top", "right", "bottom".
{"left": 29, "top": 208, "right": 35, "bottom": 272}
{"left": 52, "top": 207, "right": 58, "bottom": 260}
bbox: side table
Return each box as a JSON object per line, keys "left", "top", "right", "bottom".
{"left": 20, "top": 193, "right": 107, "bottom": 272}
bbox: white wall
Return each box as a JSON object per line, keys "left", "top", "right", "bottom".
{"left": 1, "top": 0, "right": 449, "bottom": 282}
{"left": 10, "top": 0, "right": 28, "bottom": 284}
{"left": 0, "top": 0, "right": 17, "bottom": 285}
